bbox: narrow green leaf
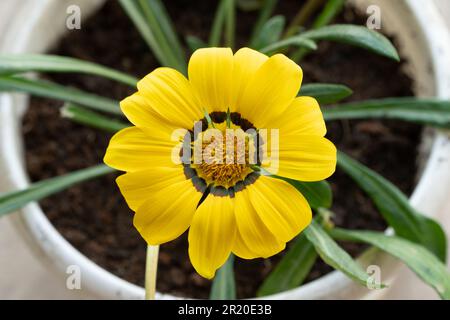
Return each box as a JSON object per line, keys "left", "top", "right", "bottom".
{"left": 337, "top": 151, "right": 447, "bottom": 262}
{"left": 252, "top": 15, "right": 285, "bottom": 50}
{"left": 312, "top": 0, "right": 345, "bottom": 29}
{"left": 290, "top": 0, "right": 345, "bottom": 61}
{"left": 0, "top": 165, "right": 114, "bottom": 217}
{"left": 257, "top": 232, "right": 317, "bottom": 296}
{"left": 224, "top": 0, "right": 236, "bottom": 49}
{"left": 249, "top": 0, "right": 278, "bottom": 47}
{"left": 186, "top": 35, "right": 207, "bottom": 53}
{"left": 138, "top": 0, "right": 186, "bottom": 74}
{"left": 237, "top": 0, "right": 262, "bottom": 11}
{"left": 0, "top": 54, "right": 138, "bottom": 87}
{"left": 209, "top": 0, "right": 228, "bottom": 46}
{"left": 61, "top": 103, "right": 128, "bottom": 133}
{"left": 210, "top": 255, "right": 236, "bottom": 299}
{"left": 299, "top": 83, "right": 352, "bottom": 104}
{"left": 119, "top": 0, "right": 183, "bottom": 72}
{"left": 304, "top": 220, "right": 381, "bottom": 287}
{"left": 283, "top": 178, "right": 332, "bottom": 209}
{"left": 0, "top": 75, "right": 121, "bottom": 115}
{"left": 143, "top": 0, "right": 186, "bottom": 65}
{"left": 301, "top": 24, "right": 400, "bottom": 61}
{"left": 324, "top": 97, "right": 450, "bottom": 128}
{"left": 260, "top": 36, "right": 317, "bottom": 54}
{"left": 330, "top": 228, "right": 450, "bottom": 299}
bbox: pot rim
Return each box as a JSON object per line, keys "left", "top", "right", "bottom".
{"left": 1, "top": 0, "right": 449, "bottom": 300}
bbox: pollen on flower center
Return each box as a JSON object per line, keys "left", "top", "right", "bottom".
{"left": 193, "top": 127, "right": 255, "bottom": 188}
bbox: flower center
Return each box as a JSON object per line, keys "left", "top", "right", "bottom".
{"left": 193, "top": 128, "right": 255, "bottom": 188}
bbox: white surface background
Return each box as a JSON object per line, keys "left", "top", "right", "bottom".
{"left": 0, "top": 0, "right": 449, "bottom": 299}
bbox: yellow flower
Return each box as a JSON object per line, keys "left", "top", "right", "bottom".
{"left": 104, "top": 47, "right": 336, "bottom": 279}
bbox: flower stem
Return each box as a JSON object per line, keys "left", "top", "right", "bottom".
{"left": 145, "top": 245, "right": 159, "bottom": 300}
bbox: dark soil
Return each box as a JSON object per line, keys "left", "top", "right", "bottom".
{"left": 22, "top": 0, "right": 420, "bottom": 299}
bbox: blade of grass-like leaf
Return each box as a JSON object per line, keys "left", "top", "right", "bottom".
{"left": 61, "top": 103, "right": 128, "bottom": 133}
{"left": 138, "top": 0, "right": 186, "bottom": 74}
{"left": 304, "top": 220, "right": 382, "bottom": 287}
{"left": 312, "top": 0, "right": 345, "bottom": 28}
{"left": 249, "top": 0, "right": 278, "bottom": 47}
{"left": 119, "top": 0, "right": 176, "bottom": 70}
{"left": 209, "top": 0, "right": 228, "bottom": 46}
{"left": 257, "top": 232, "right": 317, "bottom": 296}
{"left": 0, "top": 165, "right": 114, "bottom": 217}
{"left": 284, "top": 0, "right": 325, "bottom": 38}
{"left": 291, "top": 0, "right": 345, "bottom": 61}
{"left": 259, "top": 36, "right": 317, "bottom": 54}
{"left": 210, "top": 255, "right": 236, "bottom": 299}
{"left": 143, "top": 0, "right": 186, "bottom": 64}
{"left": 186, "top": 35, "right": 207, "bottom": 53}
{"left": 323, "top": 97, "right": 450, "bottom": 128}
{"left": 301, "top": 24, "right": 400, "bottom": 61}
{"left": 258, "top": 209, "right": 333, "bottom": 296}
{"left": 0, "top": 54, "right": 138, "bottom": 87}
{"left": 330, "top": 228, "right": 450, "bottom": 299}
{"left": 337, "top": 151, "right": 447, "bottom": 262}
{"left": 224, "top": 0, "right": 236, "bottom": 49}
{"left": 299, "top": 83, "right": 352, "bottom": 104}
{"left": 0, "top": 75, "right": 121, "bottom": 114}
{"left": 252, "top": 15, "right": 285, "bottom": 50}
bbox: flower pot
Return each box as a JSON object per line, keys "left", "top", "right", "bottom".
{"left": 1, "top": 0, "right": 449, "bottom": 299}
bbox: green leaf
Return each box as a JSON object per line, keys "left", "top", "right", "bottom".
{"left": 0, "top": 75, "right": 121, "bottom": 115}
{"left": 252, "top": 15, "right": 285, "bottom": 50}
{"left": 0, "top": 54, "right": 138, "bottom": 87}
{"left": 249, "top": 0, "right": 278, "bottom": 47}
{"left": 283, "top": 178, "right": 332, "bottom": 209}
{"left": 337, "top": 151, "right": 447, "bottom": 262}
{"left": 330, "top": 228, "right": 450, "bottom": 299}
{"left": 304, "top": 220, "right": 381, "bottom": 287}
{"left": 299, "top": 83, "right": 353, "bottom": 104}
{"left": 209, "top": 0, "right": 228, "bottom": 46}
{"left": 186, "top": 35, "right": 207, "bottom": 53}
{"left": 224, "top": 0, "right": 236, "bottom": 49}
{"left": 323, "top": 97, "right": 450, "bottom": 128}
{"left": 138, "top": 0, "right": 186, "bottom": 74}
{"left": 312, "top": 0, "right": 345, "bottom": 29}
{"left": 301, "top": 24, "right": 400, "bottom": 61}
{"left": 237, "top": 0, "right": 263, "bottom": 11}
{"left": 210, "top": 255, "right": 236, "bottom": 299}
{"left": 259, "top": 36, "right": 317, "bottom": 54}
{"left": 61, "top": 103, "right": 128, "bottom": 133}
{"left": 0, "top": 165, "right": 114, "bottom": 218}
{"left": 257, "top": 232, "right": 317, "bottom": 296}
{"left": 119, "top": 0, "right": 185, "bottom": 73}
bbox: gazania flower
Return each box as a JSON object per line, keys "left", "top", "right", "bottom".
{"left": 104, "top": 47, "right": 336, "bottom": 279}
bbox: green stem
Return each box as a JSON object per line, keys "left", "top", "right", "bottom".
{"left": 224, "top": 0, "right": 236, "bottom": 49}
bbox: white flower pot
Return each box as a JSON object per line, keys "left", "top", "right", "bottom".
{"left": 0, "top": 0, "right": 449, "bottom": 300}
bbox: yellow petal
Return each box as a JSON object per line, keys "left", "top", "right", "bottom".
{"left": 237, "top": 53, "right": 302, "bottom": 128}
{"left": 232, "top": 189, "right": 285, "bottom": 259}
{"left": 188, "top": 193, "right": 236, "bottom": 279}
{"left": 129, "top": 67, "right": 203, "bottom": 130}
{"left": 104, "top": 127, "right": 179, "bottom": 172}
{"left": 269, "top": 96, "right": 326, "bottom": 136}
{"left": 232, "top": 228, "right": 258, "bottom": 259}
{"left": 116, "top": 166, "right": 189, "bottom": 211}
{"left": 188, "top": 47, "right": 234, "bottom": 113}
{"left": 231, "top": 47, "right": 268, "bottom": 112}
{"left": 120, "top": 93, "right": 185, "bottom": 141}
{"left": 263, "top": 134, "right": 337, "bottom": 181}
{"left": 247, "top": 176, "right": 312, "bottom": 242}
{"left": 134, "top": 174, "right": 202, "bottom": 245}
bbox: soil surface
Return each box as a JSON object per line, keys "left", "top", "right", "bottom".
{"left": 22, "top": 0, "right": 420, "bottom": 298}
